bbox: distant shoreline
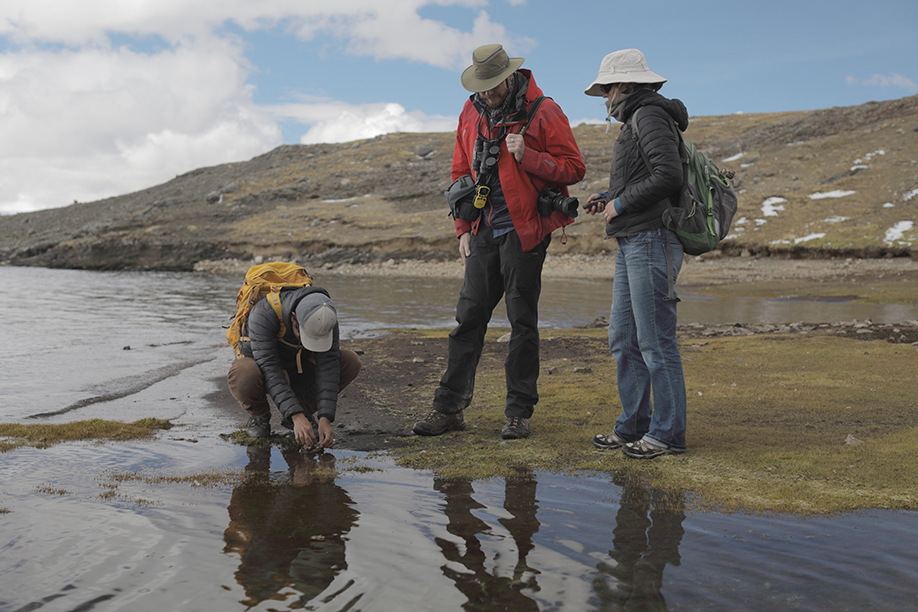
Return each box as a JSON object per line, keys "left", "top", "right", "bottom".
{"left": 192, "top": 252, "right": 918, "bottom": 285}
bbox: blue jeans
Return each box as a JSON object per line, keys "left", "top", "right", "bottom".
{"left": 609, "top": 228, "right": 686, "bottom": 449}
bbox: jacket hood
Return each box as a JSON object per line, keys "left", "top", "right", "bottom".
{"left": 623, "top": 88, "right": 689, "bottom": 132}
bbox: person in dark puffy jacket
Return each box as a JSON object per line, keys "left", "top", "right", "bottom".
{"left": 583, "top": 49, "right": 688, "bottom": 459}
{"left": 227, "top": 286, "right": 361, "bottom": 449}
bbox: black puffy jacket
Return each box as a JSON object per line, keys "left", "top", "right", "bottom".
{"left": 605, "top": 88, "right": 688, "bottom": 238}
{"left": 239, "top": 285, "right": 340, "bottom": 423}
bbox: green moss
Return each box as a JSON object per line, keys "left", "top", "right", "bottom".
{"left": 220, "top": 429, "right": 302, "bottom": 450}
{"left": 389, "top": 329, "right": 918, "bottom": 515}
{"left": 0, "top": 418, "right": 174, "bottom": 452}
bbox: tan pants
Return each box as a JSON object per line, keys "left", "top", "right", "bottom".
{"left": 227, "top": 350, "right": 362, "bottom": 417}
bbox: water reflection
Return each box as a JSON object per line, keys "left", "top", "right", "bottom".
{"left": 434, "top": 473, "right": 541, "bottom": 611}
{"left": 594, "top": 479, "right": 686, "bottom": 611}
{"left": 223, "top": 447, "right": 358, "bottom": 608}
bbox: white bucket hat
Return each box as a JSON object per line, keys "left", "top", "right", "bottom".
{"left": 461, "top": 44, "right": 525, "bottom": 93}
{"left": 584, "top": 49, "right": 666, "bottom": 97}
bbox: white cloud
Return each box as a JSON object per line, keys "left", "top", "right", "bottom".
{"left": 297, "top": 103, "right": 456, "bottom": 144}
{"left": 0, "top": 1, "right": 505, "bottom": 213}
{"left": 846, "top": 73, "right": 918, "bottom": 92}
{"left": 0, "top": 38, "right": 281, "bottom": 214}
{"left": 1, "top": 1, "right": 525, "bottom": 69}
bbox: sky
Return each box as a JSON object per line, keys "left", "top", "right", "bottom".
{"left": 1, "top": 0, "right": 916, "bottom": 215}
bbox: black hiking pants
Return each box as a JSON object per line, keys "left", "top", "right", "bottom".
{"left": 433, "top": 225, "right": 549, "bottom": 419}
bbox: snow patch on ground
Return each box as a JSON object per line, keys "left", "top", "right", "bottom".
{"left": 795, "top": 233, "right": 825, "bottom": 244}
{"left": 884, "top": 221, "right": 914, "bottom": 245}
{"left": 761, "top": 197, "right": 786, "bottom": 217}
{"left": 809, "top": 190, "right": 856, "bottom": 200}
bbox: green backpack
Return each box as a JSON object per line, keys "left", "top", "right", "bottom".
{"left": 630, "top": 107, "right": 738, "bottom": 256}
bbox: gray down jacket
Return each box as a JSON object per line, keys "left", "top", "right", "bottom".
{"left": 238, "top": 285, "right": 340, "bottom": 423}
{"left": 605, "top": 88, "right": 689, "bottom": 239}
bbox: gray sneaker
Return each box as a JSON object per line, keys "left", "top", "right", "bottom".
{"left": 246, "top": 414, "right": 271, "bottom": 438}
{"left": 501, "top": 416, "right": 530, "bottom": 440}
{"left": 413, "top": 410, "right": 466, "bottom": 436}
{"left": 592, "top": 431, "right": 628, "bottom": 450}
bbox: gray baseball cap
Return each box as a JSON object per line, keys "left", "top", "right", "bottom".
{"left": 295, "top": 293, "right": 337, "bottom": 352}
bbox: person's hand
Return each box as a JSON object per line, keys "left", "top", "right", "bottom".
{"left": 291, "top": 413, "right": 316, "bottom": 447}
{"left": 603, "top": 199, "right": 621, "bottom": 223}
{"left": 506, "top": 133, "right": 525, "bottom": 163}
{"left": 584, "top": 193, "right": 607, "bottom": 216}
{"left": 316, "top": 417, "right": 335, "bottom": 449}
{"left": 459, "top": 232, "right": 471, "bottom": 259}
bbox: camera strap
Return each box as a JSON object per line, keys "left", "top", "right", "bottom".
{"left": 472, "top": 96, "right": 548, "bottom": 208}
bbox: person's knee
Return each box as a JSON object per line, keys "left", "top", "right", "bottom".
{"left": 228, "top": 358, "right": 265, "bottom": 402}
{"left": 340, "top": 349, "right": 362, "bottom": 389}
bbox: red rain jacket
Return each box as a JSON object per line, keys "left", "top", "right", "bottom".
{"left": 451, "top": 69, "right": 586, "bottom": 252}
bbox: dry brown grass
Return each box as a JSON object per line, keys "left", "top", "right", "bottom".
{"left": 391, "top": 328, "right": 918, "bottom": 515}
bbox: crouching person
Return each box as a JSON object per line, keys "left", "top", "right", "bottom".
{"left": 228, "top": 288, "right": 361, "bottom": 449}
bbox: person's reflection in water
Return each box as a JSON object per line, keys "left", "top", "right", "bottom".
{"left": 593, "top": 479, "right": 685, "bottom": 611}
{"left": 434, "top": 471, "right": 540, "bottom": 611}
{"left": 223, "top": 446, "right": 358, "bottom": 608}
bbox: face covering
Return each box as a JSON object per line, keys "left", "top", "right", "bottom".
{"left": 604, "top": 85, "right": 636, "bottom": 129}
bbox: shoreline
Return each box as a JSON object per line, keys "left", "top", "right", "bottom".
{"left": 193, "top": 252, "right": 918, "bottom": 284}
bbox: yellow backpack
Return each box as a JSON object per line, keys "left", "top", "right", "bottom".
{"left": 226, "top": 262, "right": 313, "bottom": 359}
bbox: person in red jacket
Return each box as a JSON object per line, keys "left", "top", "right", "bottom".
{"left": 413, "top": 44, "right": 585, "bottom": 440}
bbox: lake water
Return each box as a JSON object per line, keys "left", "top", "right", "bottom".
{"left": 1, "top": 266, "right": 917, "bottom": 611}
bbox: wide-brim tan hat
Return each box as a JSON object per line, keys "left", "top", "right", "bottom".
{"left": 461, "top": 44, "right": 525, "bottom": 93}
{"left": 584, "top": 48, "right": 666, "bottom": 97}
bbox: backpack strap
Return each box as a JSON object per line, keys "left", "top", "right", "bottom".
{"left": 628, "top": 106, "right": 682, "bottom": 303}
{"left": 518, "top": 96, "right": 547, "bottom": 136}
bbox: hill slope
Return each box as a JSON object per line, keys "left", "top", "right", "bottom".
{"left": 1, "top": 95, "right": 917, "bottom": 271}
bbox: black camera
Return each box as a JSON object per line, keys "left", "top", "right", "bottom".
{"left": 537, "top": 187, "right": 579, "bottom": 218}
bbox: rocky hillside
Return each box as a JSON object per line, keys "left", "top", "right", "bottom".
{"left": 1, "top": 94, "right": 917, "bottom": 271}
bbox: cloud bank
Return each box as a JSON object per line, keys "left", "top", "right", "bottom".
{"left": 0, "top": 1, "right": 505, "bottom": 214}
{"left": 846, "top": 73, "right": 918, "bottom": 92}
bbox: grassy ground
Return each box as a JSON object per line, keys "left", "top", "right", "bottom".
{"left": 390, "top": 328, "right": 918, "bottom": 516}
{"left": 0, "top": 418, "right": 173, "bottom": 452}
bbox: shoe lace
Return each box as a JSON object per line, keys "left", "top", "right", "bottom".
{"left": 507, "top": 416, "right": 522, "bottom": 428}
{"left": 424, "top": 410, "right": 442, "bottom": 422}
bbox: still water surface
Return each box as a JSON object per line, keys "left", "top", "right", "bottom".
{"left": 1, "top": 266, "right": 916, "bottom": 611}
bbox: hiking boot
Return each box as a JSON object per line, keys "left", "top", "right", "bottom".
{"left": 246, "top": 414, "right": 271, "bottom": 438}
{"left": 501, "top": 416, "right": 530, "bottom": 440}
{"left": 592, "top": 431, "right": 628, "bottom": 450}
{"left": 413, "top": 410, "right": 466, "bottom": 436}
{"left": 622, "top": 438, "right": 687, "bottom": 459}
